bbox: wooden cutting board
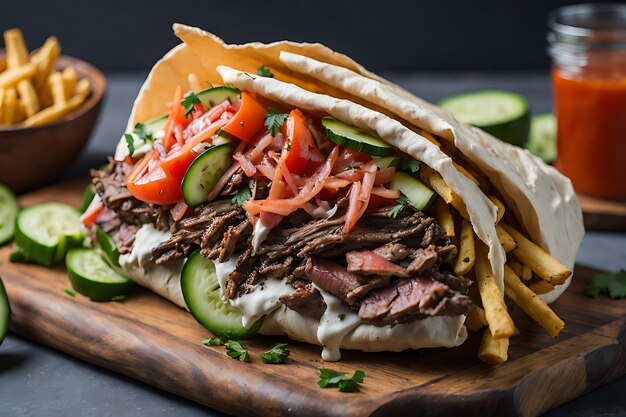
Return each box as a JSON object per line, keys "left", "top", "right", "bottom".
{"left": 578, "top": 193, "right": 626, "bottom": 231}
{"left": 1, "top": 178, "right": 625, "bottom": 417}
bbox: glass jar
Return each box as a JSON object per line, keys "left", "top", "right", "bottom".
{"left": 548, "top": 3, "right": 626, "bottom": 200}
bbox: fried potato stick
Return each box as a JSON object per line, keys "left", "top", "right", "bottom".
{"left": 478, "top": 329, "right": 509, "bottom": 365}
{"left": 436, "top": 197, "right": 455, "bottom": 238}
{"left": 454, "top": 219, "right": 475, "bottom": 276}
{"left": 501, "top": 223, "right": 571, "bottom": 285}
{"left": 16, "top": 79, "right": 40, "bottom": 116}
{"left": 23, "top": 93, "right": 86, "bottom": 127}
{"left": 464, "top": 305, "right": 487, "bottom": 331}
{"left": 0, "top": 63, "right": 37, "bottom": 88}
{"left": 488, "top": 195, "right": 505, "bottom": 223}
{"left": 475, "top": 244, "right": 515, "bottom": 339}
{"left": 503, "top": 265, "right": 564, "bottom": 337}
{"left": 496, "top": 224, "right": 516, "bottom": 252}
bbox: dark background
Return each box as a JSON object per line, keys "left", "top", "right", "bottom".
{"left": 0, "top": 0, "right": 611, "bottom": 73}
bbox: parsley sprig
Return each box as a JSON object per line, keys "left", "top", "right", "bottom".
{"left": 123, "top": 134, "right": 135, "bottom": 156}
{"left": 586, "top": 270, "right": 626, "bottom": 299}
{"left": 64, "top": 289, "right": 76, "bottom": 297}
{"left": 265, "top": 108, "right": 288, "bottom": 136}
{"left": 181, "top": 92, "right": 201, "bottom": 118}
{"left": 124, "top": 122, "right": 154, "bottom": 157}
{"left": 202, "top": 337, "right": 224, "bottom": 346}
{"left": 317, "top": 368, "right": 365, "bottom": 393}
{"left": 225, "top": 340, "right": 250, "bottom": 362}
{"left": 257, "top": 65, "right": 274, "bottom": 78}
{"left": 231, "top": 188, "right": 252, "bottom": 206}
{"left": 260, "top": 343, "right": 290, "bottom": 364}
{"left": 388, "top": 193, "right": 410, "bottom": 219}
{"left": 402, "top": 159, "right": 421, "bottom": 173}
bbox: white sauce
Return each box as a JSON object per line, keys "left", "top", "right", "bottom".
{"left": 120, "top": 226, "right": 468, "bottom": 361}
{"left": 251, "top": 220, "right": 271, "bottom": 254}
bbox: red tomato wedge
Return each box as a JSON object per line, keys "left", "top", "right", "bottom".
{"left": 222, "top": 91, "right": 266, "bottom": 141}
{"left": 126, "top": 150, "right": 182, "bottom": 205}
{"left": 281, "top": 109, "right": 315, "bottom": 175}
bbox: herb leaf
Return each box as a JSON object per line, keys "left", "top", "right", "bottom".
{"left": 225, "top": 340, "right": 249, "bottom": 362}
{"left": 133, "top": 122, "right": 153, "bottom": 141}
{"left": 265, "top": 108, "right": 288, "bottom": 136}
{"left": 202, "top": 337, "right": 223, "bottom": 346}
{"left": 64, "top": 289, "right": 76, "bottom": 297}
{"left": 181, "top": 92, "right": 201, "bottom": 118}
{"left": 231, "top": 188, "right": 252, "bottom": 206}
{"left": 318, "top": 368, "right": 365, "bottom": 392}
{"left": 402, "top": 159, "right": 421, "bottom": 173}
{"left": 260, "top": 343, "right": 290, "bottom": 364}
{"left": 124, "top": 133, "right": 135, "bottom": 156}
{"left": 111, "top": 295, "right": 126, "bottom": 302}
{"left": 586, "top": 270, "right": 626, "bottom": 299}
{"left": 388, "top": 193, "right": 410, "bottom": 219}
{"left": 225, "top": 83, "right": 242, "bottom": 93}
{"left": 257, "top": 65, "right": 274, "bottom": 78}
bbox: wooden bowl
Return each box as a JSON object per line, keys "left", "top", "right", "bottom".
{"left": 0, "top": 54, "right": 106, "bottom": 192}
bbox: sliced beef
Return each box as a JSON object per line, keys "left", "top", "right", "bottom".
{"left": 279, "top": 284, "right": 326, "bottom": 318}
{"left": 406, "top": 246, "right": 438, "bottom": 275}
{"left": 373, "top": 242, "right": 411, "bottom": 262}
{"left": 346, "top": 250, "right": 409, "bottom": 277}
{"left": 358, "top": 276, "right": 473, "bottom": 326}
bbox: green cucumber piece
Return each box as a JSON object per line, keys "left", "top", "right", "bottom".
{"left": 95, "top": 226, "right": 120, "bottom": 267}
{"left": 181, "top": 142, "right": 234, "bottom": 207}
{"left": 391, "top": 172, "right": 436, "bottom": 211}
{"left": 138, "top": 86, "right": 241, "bottom": 138}
{"left": 66, "top": 248, "right": 135, "bottom": 302}
{"left": 439, "top": 90, "right": 531, "bottom": 147}
{"left": 321, "top": 117, "right": 393, "bottom": 157}
{"left": 14, "top": 203, "right": 84, "bottom": 267}
{"left": 80, "top": 184, "right": 96, "bottom": 213}
{"left": 373, "top": 156, "right": 402, "bottom": 169}
{"left": 181, "top": 251, "right": 262, "bottom": 340}
{"left": 0, "top": 277, "right": 9, "bottom": 345}
{"left": 0, "top": 183, "right": 19, "bottom": 245}
{"left": 527, "top": 113, "right": 557, "bottom": 164}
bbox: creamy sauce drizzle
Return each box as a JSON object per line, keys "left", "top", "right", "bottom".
{"left": 251, "top": 220, "right": 271, "bottom": 254}
{"left": 314, "top": 285, "right": 361, "bottom": 361}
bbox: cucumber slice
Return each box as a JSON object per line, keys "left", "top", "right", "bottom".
{"left": 95, "top": 226, "right": 120, "bottom": 267}
{"left": 80, "top": 184, "right": 96, "bottom": 214}
{"left": 0, "top": 277, "right": 9, "bottom": 345}
{"left": 139, "top": 86, "right": 241, "bottom": 138}
{"left": 527, "top": 113, "right": 557, "bottom": 164}
{"left": 181, "top": 142, "right": 234, "bottom": 207}
{"left": 14, "top": 203, "right": 84, "bottom": 267}
{"left": 0, "top": 183, "right": 19, "bottom": 245}
{"left": 390, "top": 172, "right": 436, "bottom": 211}
{"left": 373, "top": 156, "right": 402, "bottom": 169}
{"left": 181, "top": 251, "right": 262, "bottom": 340}
{"left": 321, "top": 117, "right": 393, "bottom": 157}
{"left": 439, "top": 90, "right": 531, "bottom": 147}
{"left": 66, "top": 248, "right": 135, "bottom": 301}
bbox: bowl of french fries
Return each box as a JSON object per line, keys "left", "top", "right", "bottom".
{"left": 0, "top": 29, "right": 106, "bottom": 192}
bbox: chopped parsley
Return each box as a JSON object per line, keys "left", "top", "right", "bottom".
{"left": 231, "top": 188, "right": 252, "bottom": 206}
{"left": 585, "top": 270, "right": 626, "bottom": 299}
{"left": 257, "top": 65, "right": 274, "bottom": 78}
{"left": 64, "top": 289, "right": 76, "bottom": 297}
{"left": 402, "top": 159, "right": 421, "bottom": 173}
{"left": 388, "top": 193, "right": 410, "bottom": 219}
{"left": 317, "top": 368, "right": 365, "bottom": 393}
{"left": 264, "top": 108, "right": 288, "bottom": 136}
{"left": 181, "top": 92, "right": 201, "bottom": 118}
{"left": 225, "top": 340, "right": 249, "bottom": 362}
{"left": 110, "top": 295, "right": 126, "bottom": 302}
{"left": 202, "top": 337, "right": 223, "bottom": 346}
{"left": 133, "top": 122, "right": 153, "bottom": 141}
{"left": 124, "top": 134, "right": 135, "bottom": 156}
{"left": 260, "top": 343, "right": 290, "bottom": 364}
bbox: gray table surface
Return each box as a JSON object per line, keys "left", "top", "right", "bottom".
{"left": 1, "top": 72, "right": 625, "bottom": 417}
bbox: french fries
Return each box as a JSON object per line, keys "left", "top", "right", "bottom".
{"left": 496, "top": 224, "right": 516, "bottom": 252}
{"left": 528, "top": 280, "right": 555, "bottom": 295}
{"left": 501, "top": 223, "right": 571, "bottom": 285}
{"left": 436, "top": 197, "right": 455, "bottom": 238}
{"left": 503, "top": 266, "right": 564, "bottom": 337}
{"left": 488, "top": 195, "right": 505, "bottom": 223}
{"left": 475, "top": 244, "right": 515, "bottom": 339}
{"left": 508, "top": 260, "right": 532, "bottom": 281}
{"left": 478, "top": 329, "right": 509, "bottom": 365}
{"left": 420, "top": 165, "right": 470, "bottom": 219}
{"left": 464, "top": 305, "right": 487, "bottom": 331}
{"left": 454, "top": 219, "right": 475, "bottom": 275}
{"left": 0, "top": 29, "right": 90, "bottom": 127}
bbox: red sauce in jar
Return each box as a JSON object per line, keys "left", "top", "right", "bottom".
{"left": 552, "top": 68, "right": 626, "bottom": 199}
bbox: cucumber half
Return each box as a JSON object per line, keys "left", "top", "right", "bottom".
{"left": 181, "top": 251, "right": 262, "bottom": 340}
{"left": 181, "top": 142, "right": 234, "bottom": 207}
{"left": 321, "top": 117, "right": 394, "bottom": 157}
{"left": 527, "top": 113, "right": 557, "bottom": 164}
{"left": 66, "top": 248, "right": 135, "bottom": 302}
{"left": 439, "top": 90, "right": 530, "bottom": 148}
{"left": 0, "top": 277, "right": 9, "bottom": 345}
{"left": 95, "top": 226, "right": 120, "bottom": 267}
{"left": 14, "top": 203, "right": 84, "bottom": 267}
{"left": 0, "top": 183, "right": 19, "bottom": 245}
{"left": 391, "top": 172, "right": 436, "bottom": 211}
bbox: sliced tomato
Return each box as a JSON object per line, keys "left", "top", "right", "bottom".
{"left": 280, "top": 109, "right": 315, "bottom": 175}
{"left": 127, "top": 165, "right": 181, "bottom": 205}
{"left": 332, "top": 147, "right": 372, "bottom": 174}
{"left": 80, "top": 195, "right": 104, "bottom": 227}
{"left": 222, "top": 91, "right": 266, "bottom": 141}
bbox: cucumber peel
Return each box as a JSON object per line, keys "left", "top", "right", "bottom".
{"left": 0, "top": 183, "right": 19, "bottom": 245}
{"left": 0, "top": 277, "right": 10, "bottom": 345}
{"left": 527, "top": 114, "right": 557, "bottom": 164}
